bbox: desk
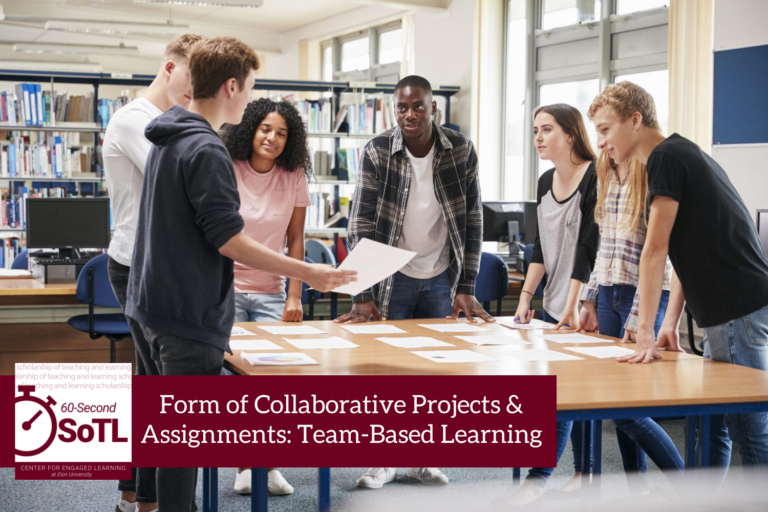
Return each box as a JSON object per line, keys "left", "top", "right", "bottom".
{"left": 215, "top": 319, "right": 768, "bottom": 512}
{"left": 0, "top": 278, "right": 78, "bottom": 306}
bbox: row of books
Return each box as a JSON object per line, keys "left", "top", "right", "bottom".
{"left": 0, "top": 130, "right": 83, "bottom": 146}
{"left": 337, "top": 93, "right": 397, "bottom": 135}
{"left": 1, "top": 187, "right": 75, "bottom": 230}
{"left": 0, "top": 237, "right": 23, "bottom": 269}
{"left": 305, "top": 193, "right": 350, "bottom": 230}
{"left": 0, "top": 86, "right": 98, "bottom": 126}
{"left": 99, "top": 97, "right": 132, "bottom": 128}
{"left": 295, "top": 99, "right": 333, "bottom": 134}
{"left": 0, "top": 136, "right": 97, "bottom": 178}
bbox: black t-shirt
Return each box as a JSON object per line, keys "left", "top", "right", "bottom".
{"left": 647, "top": 133, "right": 768, "bottom": 327}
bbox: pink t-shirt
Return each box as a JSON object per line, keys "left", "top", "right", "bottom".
{"left": 233, "top": 159, "right": 311, "bottom": 294}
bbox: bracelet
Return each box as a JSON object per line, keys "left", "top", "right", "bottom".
{"left": 521, "top": 290, "right": 533, "bottom": 297}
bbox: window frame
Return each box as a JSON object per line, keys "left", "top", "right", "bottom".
{"left": 320, "top": 20, "right": 403, "bottom": 84}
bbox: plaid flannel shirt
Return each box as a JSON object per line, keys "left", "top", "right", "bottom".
{"left": 580, "top": 169, "right": 672, "bottom": 331}
{"left": 347, "top": 122, "right": 483, "bottom": 318}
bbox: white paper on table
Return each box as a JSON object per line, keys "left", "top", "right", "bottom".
{"left": 543, "top": 333, "right": 613, "bottom": 344}
{"left": 411, "top": 350, "right": 495, "bottom": 364}
{"left": 455, "top": 335, "right": 531, "bottom": 346}
{"left": 0, "top": 269, "right": 32, "bottom": 278}
{"left": 229, "top": 339, "right": 283, "bottom": 351}
{"left": 564, "top": 346, "right": 636, "bottom": 359}
{"left": 376, "top": 337, "right": 454, "bottom": 348}
{"left": 496, "top": 317, "right": 555, "bottom": 329}
{"left": 282, "top": 337, "right": 359, "bottom": 349}
{"left": 418, "top": 323, "right": 489, "bottom": 333}
{"left": 258, "top": 325, "right": 326, "bottom": 335}
{"left": 241, "top": 352, "right": 319, "bottom": 366}
{"left": 230, "top": 326, "right": 258, "bottom": 337}
{"left": 330, "top": 238, "right": 416, "bottom": 296}
{"left": 494, "top": 348, "right": 584, "bottom": 362}
{"left": 340, "top": 324, "right": 407, "bottom": 335}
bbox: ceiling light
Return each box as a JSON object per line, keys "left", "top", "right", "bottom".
{"left": 13, "top": 43, "right": 141, "bottom": 56}
{"left": 133, "top": 0, "right": 263, "bottom": 7}
{"left": 45, "top": 20, "right": 190, "bottom": 38}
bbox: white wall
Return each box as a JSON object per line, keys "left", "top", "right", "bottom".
{"left": 712, "top": 0, "right": 768, "bottom": 217}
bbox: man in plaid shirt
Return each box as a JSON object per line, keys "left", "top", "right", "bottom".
{"left": 335, "top": 75, "right": 493, "bottom": 489}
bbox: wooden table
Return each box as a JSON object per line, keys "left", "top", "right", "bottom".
{"left": 218, "top": 318, "right": 768, "bottom": 512}
{"left": 0, "top": 278, "right": 78, "bottom": 306}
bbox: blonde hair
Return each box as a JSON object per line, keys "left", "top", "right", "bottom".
{"left": 594, "top": 151, "right": 649, "bottom": 233}
{"left": 587, "top": 81, "right": 660, "bottom": 130}
{"left": 163, "top": 34, "right": 206, "bottom": 61}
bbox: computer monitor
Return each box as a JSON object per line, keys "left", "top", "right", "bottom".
{"left": 482, "top": 201, "right": 538, "bottom": 246}
{"left": 757, "top": 210, "right": 768, "bottom": 257}
{"left": 26, "top": 198, "right": 111, "bottom": 259}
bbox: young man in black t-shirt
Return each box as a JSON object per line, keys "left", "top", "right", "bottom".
{"left": 589, "top": 81, "right": 768, "bottom": 481}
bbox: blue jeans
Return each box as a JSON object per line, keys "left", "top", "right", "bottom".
{"left": 593, "top": 285, "right": 682, "bottom": 489}
{"left": 386, "top": 270, "right": 454, "bottom": 320}
{"left": 234, "top": 291, "right": 286, "bottom": 322}
{"left": 701, "top": 305, "right": 768, "bottom": 487}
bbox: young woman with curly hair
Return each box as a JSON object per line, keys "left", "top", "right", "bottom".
{"left": 221, "top": 98, "right": 312, "bottom": 497}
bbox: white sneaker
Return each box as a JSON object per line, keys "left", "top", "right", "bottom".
{"left": 116, "top": 500, "right": 137, "bottom": 512}
{"left": 406, "top": 467, "right": 449, "bottom": 485}
{"left": 356, "top": 468, "right": 397, "bottom": 489}
{"left": 234, "top": 469, "right": 251, "bottom": 495}
{"left": 268, "top": 469, "right": 294, "bottom": 495}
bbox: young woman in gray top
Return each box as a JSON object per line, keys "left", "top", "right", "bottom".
{"left": 505, "top": 104, "right": 599, "bottom": 506}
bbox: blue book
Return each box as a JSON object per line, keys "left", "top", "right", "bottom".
{"left": 35, "top": 84, "right": 44, "bottom": 126}
{"left": 8, "top": 143, "right": 16, "bottom": 177}
{"left": 27, "top": 84, "right": 38, "bottom": 126}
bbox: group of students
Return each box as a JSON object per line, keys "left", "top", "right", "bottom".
{"left": 100, "top": 31, "right": 768, "bottom": 512}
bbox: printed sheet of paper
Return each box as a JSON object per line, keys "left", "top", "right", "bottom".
{"left": 0, "top": 269, "right": 32, "bottom": 278}
{"left": 564, "top": 346, "right": 636, "bottom": 359}
{"left": 241, "top": 352, "right": 319, "bottom": 366}
{"left": 494, "top": 348, "right": 585, "bottom": 362}
{"left": 455, "top": 335, "right": 531, "bottom": 346}
{"left": 340, "top": 324, "right": 407, "bottom": 335}
{"left": 330, "top": 238, "right": 416, "bottom": 296}
{"left": 282, "top": 337, "right": 359, "bottom": 349}
{"left": 230, "top": 326, "right": 258, "bottom": 337}
{"left": 496, "top": 317, "right": 555, "bottom": 330}
{"left": 543, "top": 333, "right": 613, "bottom": 344}
{"left": 418, "top": 323, "right": 489, "bottom": 333}
{"left": 229, "top": 339, "right": 283, "bottom": 351}
{"left": 258, "top": 325, "right": 326, "bottom": 335}
{"left": 411, "top": 350, "right": 495, "bottom": 364}
{"left": 376, "top": 337, "right": 455, "bottom": 348}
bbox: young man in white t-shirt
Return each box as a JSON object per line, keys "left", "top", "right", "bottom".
{"left": 102, "top": 33, "right": 205, "bottom": 512}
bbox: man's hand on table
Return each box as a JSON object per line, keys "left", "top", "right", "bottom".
{"left": 334, "top": 301, "right": 382, "bottom": 323}
{"left": 617, "top": 327, "right": 663, "bottom": 363}
{"left": 447, "top": 294, "right": 495, "bottom": 323}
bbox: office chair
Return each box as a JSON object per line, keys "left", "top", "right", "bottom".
{"left": 67, "top": 254, "right": 131, "bottom": 363}
{"left": 476, "top": 252, "right": 510, "bottom": 316}
{"left": 686, "top": 306, "right": 703, "bottom": 356}
{"left": 11, "top": 249, "right": 29, "bottom": 270}
{"left": 305, "top": 238, "right": 337, "bottom": 266}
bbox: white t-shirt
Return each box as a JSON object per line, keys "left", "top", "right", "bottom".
{"left": 397, "top": 143, "right": 451, "bottom": 279}
{"left": 103, "top": 97, "right": 163, "bottom": 267}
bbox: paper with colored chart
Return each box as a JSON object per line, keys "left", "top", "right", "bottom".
{"left": 564, "top": 346, "right": 636, "bottom": 359}
{"left": 229, "top": 339, "right": 283, "bottom": 351}
{"left": 282, "top": 337, "right": 359, "bottom": 349}
{"left": 376, "top": 337, "right": 455, "bottom": 348}
{"left": 258, "top": 325, "right": 326, "bottom": 335}
{"left": 330, "top": 238, "right": 417, "bottom": 296}
{"left": 340, "top": 324, "right": 407, "bottom": 335}
{"left": 230, "top": 326, "right": 258, "bottom": 337}
{"left": 455, "top": 335, "right": 531, "bottom": 346}
{"left": 241, "top": 352, "right": 319, "bottom": 366}
{"left": 411, "top": 350, "right": 495, "bottom": 364}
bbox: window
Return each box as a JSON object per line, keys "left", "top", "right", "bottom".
{"left": 341, "top": 37, "right": 370, "bottom": 73}
{"left": 541, "top": 0, "right": 601, "bottom": 30}
{"left": 503, "top": 0, "right": 668, "bottom": 199}
{"left": 537, "top": 79, "right": 600, "bottom": 174}
{"left": 616, "top": 0, "right": 667, "bottom": 15}
{"left": 378, "top": 28, "right": 402, "bottom": 65}
{"left": 322, "top": 45, "right": 333, "bottom": 82}
{"left": 615, "top": 69, "right": 669, "bottom": 135}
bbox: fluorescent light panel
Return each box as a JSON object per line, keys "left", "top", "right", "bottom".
{"left": 133, "top": 0, "right": 263, "bottom": 7}
{"left": 45, "top": 20, "right": 190, "bottom": 37}
{"left": 13, "top": 43, "right": 140, "bottom": 56}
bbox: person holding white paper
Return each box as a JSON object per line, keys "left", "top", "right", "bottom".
{"left": 339, "top": 75, "right": 491, "bottom": 489}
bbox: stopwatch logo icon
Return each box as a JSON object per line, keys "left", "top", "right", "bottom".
{"left": 15, "top": 385, "right": 58, "bottom": 457}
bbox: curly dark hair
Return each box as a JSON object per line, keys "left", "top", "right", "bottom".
{"left": 221, "top": 98, "right": 312, "bottom": 179}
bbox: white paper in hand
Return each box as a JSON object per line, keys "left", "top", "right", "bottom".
{"left": 330, "top": 239, "right": 416, "bottom": 296}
